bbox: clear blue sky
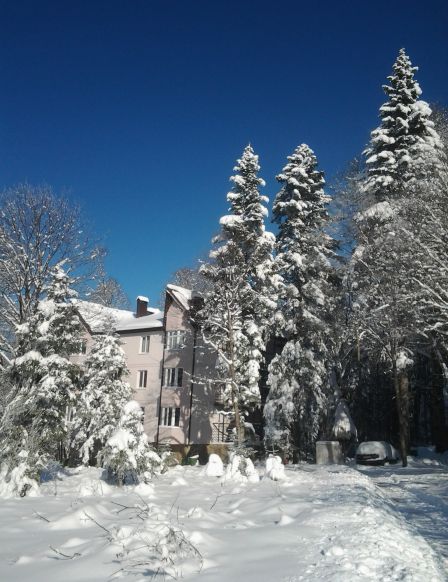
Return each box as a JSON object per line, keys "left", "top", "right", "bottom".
{"left": 1, "top": 0, "right": 447, "bottom": 307}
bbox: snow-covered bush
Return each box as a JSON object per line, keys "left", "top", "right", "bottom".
{"left": 222, "top": 452, "right": 259, "bottom": 483}
{"left": 0, "top": 428, "right": 41, "bottom": 497}
{"left": 204, "top": 453, "right": 224, "bottom": 477}
{"left": 99, "top": 498, "right": 202, "bottom": 578}
{"left": 332, "top": 399, "right": 357, "bottom": 441}
{"left": 75, "top": 333, "right": 131, "bottom": 465}
{"left": 0, "top": 265, "right": 83, "bottom": 482}
{"left": 101, "top": 401, "right": 162, "bottom": 486}
{"left": 264, "top": 455, "right": 286, "bottom": 481}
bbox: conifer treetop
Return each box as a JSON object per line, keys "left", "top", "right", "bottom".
{"left": 226, "top": 144, "right": 268, "bottom": 232}
{"left": 274, "top": 143, "right": 329, "bottom": 229}
{"left": 364, "top": 48, "right": 444, "bottom": 199}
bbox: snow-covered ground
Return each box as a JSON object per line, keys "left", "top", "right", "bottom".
{"left": 358, "top": 454, "right": 448, "bottom": 573}
{"left": 1, "top": 460, "right": 447, "bottom": 581}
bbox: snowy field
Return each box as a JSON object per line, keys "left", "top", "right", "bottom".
{"left": 1, "top": 459, "right": 447, "bottom": 582}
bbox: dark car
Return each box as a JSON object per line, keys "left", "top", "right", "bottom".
{"left": 356, "top": 441, "right": 399, "bottom": 466}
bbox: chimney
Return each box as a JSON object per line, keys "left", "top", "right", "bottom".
{"left": 136, "top": 295, "right": 149, "bottom": 318}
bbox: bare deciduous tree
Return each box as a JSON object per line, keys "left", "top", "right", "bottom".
{"left": 0, "top": 183, "right": 103, "bottom": 360}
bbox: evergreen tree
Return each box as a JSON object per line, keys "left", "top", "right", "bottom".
{"left": 101, "top": 400, "right": 162, "bottom": 486}
{"left": 364, "top": 48, "right": 444, "bottom": 200}
{"left": 200, "top": 145, "right": 277, "bottom": 442}
{"left": 0, "top": 265, "right": 82, "bottom": 491}
{"left": 264, "top": 144, "right": 335, "bottom": 459}
{"left": 349, "top": 49, "right": 446, "bottom": 465}
{"left": 76, "top": 334, "right": 132, "bottom": 465}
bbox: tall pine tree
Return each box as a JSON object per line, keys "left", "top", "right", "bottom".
{"left": 350, "top": 49, "right": 446, "bottom": 465}
{"left": 200, "top": 145, "right": 277, "bottom": 442}
{"left": 264, "top": 144, "right": 335, "bottom": 459}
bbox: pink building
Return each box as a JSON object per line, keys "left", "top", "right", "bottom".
{"left": 75, "top": 285, "right": 230, "bottom": 448}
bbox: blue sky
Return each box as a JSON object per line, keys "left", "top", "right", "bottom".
{"left": 1, "top": 0, "right": 447, "bottom": 307}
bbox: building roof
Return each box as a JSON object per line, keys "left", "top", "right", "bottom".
{"left": 76, "top": 300, "right": 163, "bottom": 334}
{"left": 116, "top": 310, "right": 163, "bottom": 332}
{"left": 166, "top": 284, "right": 193, "bottom": 311}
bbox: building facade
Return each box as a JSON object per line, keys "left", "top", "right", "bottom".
{"left": 75, "top": 285, "right": 230, "bottom": 447}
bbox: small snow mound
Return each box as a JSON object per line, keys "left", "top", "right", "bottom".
{"left": 264, "top": 455, "right": 286, "bottom": 481}
{"left": 222, "top": 453, "right": 259, "bottom": 484}
{"left": 171, "top": 476, "right": 188, "bottom": 486}
{"left": 204, "top": 454, "right": 224, "bottom": 477}
{"left": 277, "top": 514, "right": 295, "bottom": 526}
{"left": 324, "top": 545, "right": 345, "bottom": 557}
{"left": 134, "top": 482, "right": 155, "bottom": 496}
{"left": 77, "top": 478, "right": 112, "bottom": 497}
{"left": 15, "top": 555, "right": 33, "bottom": 565}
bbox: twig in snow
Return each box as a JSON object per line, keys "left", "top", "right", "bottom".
{"left": 83, "top": 511, "right": 111, "bottom": 535}
{"left": 33, "top": 510, "right": 50, "bottom": 523}
{"left": 49, "top": 545, "right": 81, "bottom": 560}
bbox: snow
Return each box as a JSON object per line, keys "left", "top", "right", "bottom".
{"left": 396, "top": 350, "right": 414, "bottom": 371}
{"left": 264, "top": 455, "right": 286, "bottom": 481}
{"left": 357, "top": 441, "right": 399, "bottom": 461}
{"left": 0, "top": 461, "right": 446, "bottom": 581}
{"left": 203, "top": 454, "right": 224, "bottom": 477}
{"left": 116, "top": 311, "right": 163, "bottom": 331}
{"left": 222, "top": 453, "right": 260, "bottom": 484}
{"left": 219, "top": 214, "right": 243, "bottom": 227}
{"left": 332, "top": 400, "right": 357, "bottom": 440}
{"left": 75, "top": 300, "right": 163, "bottom": 333}
{"left": 167, "top": 284, "right": 193, "bottom": 311}
{"left": 136, "top": 295, "right": 149, "bottom": 302}
{"left": 356, "top": 201, "right": 395, "bottom": 223}
{"left": 75, "top": 300, "right": 134, "bottom": 333}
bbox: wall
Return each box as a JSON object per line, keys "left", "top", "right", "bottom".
{"left": 118, "top": 329, "right": 164, "bottom": 442}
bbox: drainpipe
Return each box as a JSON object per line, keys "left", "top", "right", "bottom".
{"left": 187, "top": 325, "right": 198, "bottom": 444}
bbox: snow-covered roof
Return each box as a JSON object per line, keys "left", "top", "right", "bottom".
{"left": 76, "top": 300, "right": 163, "bottom": 334}
{"left": 166, "top": 284, "right": 193, "bottom": 311}
{"left": 116, "top": 310, "right": 163, "bottom": 332}
{"left": 76, "top": 301, "right": 134, "bottom": 334}
{"left": 137, "top": 295, "right": 149, "bottom": 302}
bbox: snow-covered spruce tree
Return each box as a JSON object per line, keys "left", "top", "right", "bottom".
{"left": 200, "top": 145, "right": 277, "bottom": 443}
{"left": 349, "top": 49, "right": 446, "bottom": 465}
{"left": 264, "top": 144, "right": 335, "bottom": 459}
{"left": 364, "top": 48, "right": 444, "bottom": 200}
{"left": 0, "top": 265, "right": 83, "bottom": 491}
{"left": 75, "top": 333, "right": 132, "bottom": 465}
{"left": 101, "top": 400, "right": 162, "bottom": 486}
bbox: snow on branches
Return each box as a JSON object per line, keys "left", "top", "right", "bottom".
{"left": 264, "top": 144, "right": 335, "bottom": 458}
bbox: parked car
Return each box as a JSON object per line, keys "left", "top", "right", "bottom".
{"left": 356, "top": 441, "right": 400, "bottom": 466}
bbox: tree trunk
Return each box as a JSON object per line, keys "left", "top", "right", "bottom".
{"left": 394, "top": 365, "right": 409, "bottom": 467}
{"left": 227, "top": 306, "right": 243, "bottom": 445}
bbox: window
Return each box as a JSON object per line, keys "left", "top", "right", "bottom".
{"left": 163, "top": 367, "right": 183, "bottom": 387}
{"left": 65, "top": 406, "right": 76, "bottom": 422}
{"left": 140, "top": 406, "right": 145, "bottom": 424}
{"left": 137, "top": 370, "right": 148, "bottom": 389}
{"left": 159, "top": 407, "right": 181, "bottom": 427}
{"left": 140, "top": 335, "right": 150, "bottom": 353}
{"left": 166, "top": 330, "right": 186, "bottom": 350}
{"left": 78, "top": 340, "right": 87, "bottom": 355}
